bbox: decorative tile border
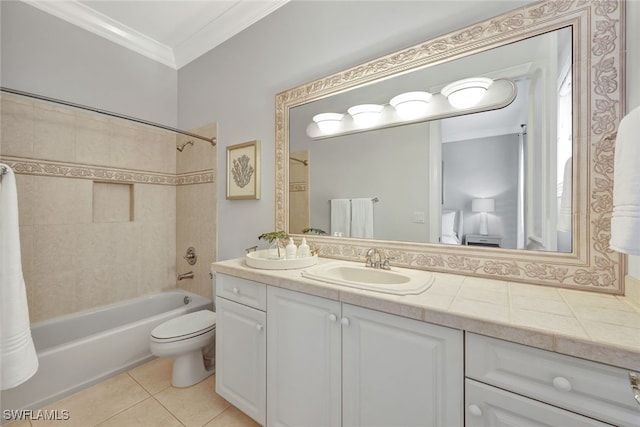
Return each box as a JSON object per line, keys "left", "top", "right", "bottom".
{"left": 0, "top": 156, "right": 214, "bottom": 186}
{"left": 289, "top": 182, "right": 308, "bottom": 192}
{"left": 176, "top": 171, "right": 216, "bottom": 185}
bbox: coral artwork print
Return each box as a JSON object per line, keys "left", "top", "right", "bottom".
{"left": 227, "top": 140, "right": 260, "bottom": 199}
{"left": 232, "top": 154, "right": 254, "bottom": 188}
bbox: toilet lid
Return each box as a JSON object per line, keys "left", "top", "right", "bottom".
{"left": 151, "top": 310, "right": 216, "bottom": 340}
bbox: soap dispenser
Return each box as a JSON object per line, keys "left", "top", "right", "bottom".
{"left": 297, "top": 238, "right": 310, "bottom": 258}
{"left": 285, "top": 238, "right": 297, "bottom": 259}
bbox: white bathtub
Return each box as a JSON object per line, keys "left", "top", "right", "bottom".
{"left": 0, "top": 290, "right": 212, "bottom": 413}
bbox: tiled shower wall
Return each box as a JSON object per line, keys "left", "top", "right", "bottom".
{"left": 176, "top": 125, "right": 217, "bottom": 300}
{"left": 0, "top": 93, "right": 216, "bottom": 323}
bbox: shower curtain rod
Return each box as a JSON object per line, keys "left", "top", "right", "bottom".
{"left": 0, "top": 87, "right": 216, "bottom": 146}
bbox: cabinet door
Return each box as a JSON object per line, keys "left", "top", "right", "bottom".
{"left": 267, "top": 287, "right": 341, "bottom": 427}
{"left": 215, "top": 297, "right": 266, "bottom": 425}
{"left": 342, "top": 304, "right": 463, "bottom": 427}
{"left": 466, "top": 379, "right": 613, "bottom": 426}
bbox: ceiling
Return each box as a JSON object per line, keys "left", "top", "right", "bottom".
{"left": 23, "top": 0, "right": 290, "bottom": 69}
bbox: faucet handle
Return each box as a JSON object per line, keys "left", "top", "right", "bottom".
{"left": 381, "top": 255, "right": 396, "bottom": 270}
{"left": 364, "top": 248, "right": 374, "bottom": 267}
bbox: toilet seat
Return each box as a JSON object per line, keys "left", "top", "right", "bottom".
{"left": 151, "top": 310, "right": 216, "bottom": 343}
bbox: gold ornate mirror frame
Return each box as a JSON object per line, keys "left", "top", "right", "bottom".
{"left": 275, "top": 1, "right": 626, "bottom": 294}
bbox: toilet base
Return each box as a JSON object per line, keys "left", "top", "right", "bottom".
{"left": 172, "top": 349, "right": 215, "bottom": 388}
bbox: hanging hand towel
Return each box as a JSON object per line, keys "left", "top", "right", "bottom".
{"left": 1, "top": 164, "right": 38, "bottom": 390}
{"left": 351, "top": 198, "right": 374, "bottom": 239}
{"left": 330, "top": 199, "right": 351, "bottom": 237}
{"left": 610, "top": 106, "right": 640, "bottom": 255}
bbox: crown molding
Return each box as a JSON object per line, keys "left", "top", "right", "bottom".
{"left": 23, "top": 0, "right": 176, "bottom": 68}
{"left": 174, "top": 0, "right": 289, "bottom": 68}
{"left": 21, "top": 0, "right": 289, "bottom": 70}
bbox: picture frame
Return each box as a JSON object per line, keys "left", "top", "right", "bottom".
{"left": 226, "top": 140, "right": 260, "bottom": 200}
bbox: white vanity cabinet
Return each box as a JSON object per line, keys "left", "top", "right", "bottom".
{"left": 465, "top": 333, "right": 640, "bottom": 427}
{"left": 267, "top": 286, "right": 463, "bottom": 427}
{"left": 341, "top": 303, "right": 463, "bottom": 427}
{"left": 266, "top": 286, "right": 342, "bottom": 427}
{"left": 215, "top": 274, "right": 267, "bottom": 425}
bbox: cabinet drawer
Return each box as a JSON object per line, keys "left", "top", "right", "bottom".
{"left": 466, "top": 379, "right": 612, "bottom": 426}
{"left": 466, "top": 333, "right": 639, "bottom": 427}
{"left": 216, "top": 273, "right": 266, "bottom": 311}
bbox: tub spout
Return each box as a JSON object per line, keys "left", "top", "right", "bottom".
{"left": 178, "top": 271, "right": 194, "bottom": 280}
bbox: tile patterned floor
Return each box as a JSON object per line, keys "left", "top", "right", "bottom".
{"left": 6, "top": 358, "right": 260, "bottom": 427}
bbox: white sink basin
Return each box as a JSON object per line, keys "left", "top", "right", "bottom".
{"left": 301, "top": 261, "right": 433, "bottom": 295}
{"left": 246, "top": 249, "right": 318, "bottom": 270}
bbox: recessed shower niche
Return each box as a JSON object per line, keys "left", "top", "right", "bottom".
{"left": 92, "top": 181, "right": 133, "bottom": 223}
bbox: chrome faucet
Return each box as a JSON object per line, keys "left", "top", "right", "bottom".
{"left": 365, "top": 248, "right": 382, "bottom": 269}
{"left": 365, "top": 248, "right": 392, "bottom": 270}
{"left": 178, "top": 271, "right": 194, "bottom": 280}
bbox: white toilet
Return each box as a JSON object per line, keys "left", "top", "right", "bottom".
{"left": 150, "top": 309, "right": 216, "bottom": 387}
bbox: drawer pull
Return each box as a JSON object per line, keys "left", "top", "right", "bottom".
{"left": 256, "top": 324, "right": 264, "bottom": 332}
{"left": 552, "top": 376, "right": 572, "bottom": 392}
{"left": 468, "top": 404, "right": 482, "bottom": 416}
{"left": 341, "top": 317, "right": 350, "bottom": 327}
{"left": 232, "top": 287, "right": 240, "bottom": 294}
{"left": 630, "top": 372, "right": 640, "bottom": 406}
{"left": 329, "top": 314, "right": 337, "bottom": 322}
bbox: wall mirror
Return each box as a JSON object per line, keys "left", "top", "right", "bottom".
{"left": 275, "top": 1, "right": 626, "bottom": 293}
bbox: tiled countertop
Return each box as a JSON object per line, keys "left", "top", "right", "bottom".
{"left": 211, "top": 257, "right": 640, "bottom": 371}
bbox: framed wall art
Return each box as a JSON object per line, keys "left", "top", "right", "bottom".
{"left": 227, "top": 140, "right": 260, "bottom": 200}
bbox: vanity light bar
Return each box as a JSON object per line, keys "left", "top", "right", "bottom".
{"left": 441, "top": 77, "right": 493, "bottom": 109}
{"left": 312, "top": 113, "right": 344, "bottom": 134}
{"left": 307, "top": 78, "right": 515, "bottom": 140}
{"left": 347, "top": 104, "right": 384, "bottom": 128}
{"left": 390, "top": 91, "right": 433, "bottom": 119}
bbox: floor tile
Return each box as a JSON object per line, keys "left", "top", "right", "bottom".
{"left": 128, "top": 357, "right": 173, "bottom": 394}
{"left": 3, "top": 418, "right": 32, "bottom": 427}
{"left": 30, "top": 373, "right": 149, "bottom": 427}
{"left": 97, "top": 397, "right": 182, "bottom": 427}
{"left": 204, "top": 406, "right": 260, "bottom": 427}
{"left": 154, "top": 376, "right": 229, "bottom": 427}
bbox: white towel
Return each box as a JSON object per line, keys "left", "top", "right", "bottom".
{"left": 610, "top": 106, "right": 640, "bottom": 255}
{"left": 557, "top": 157, "right": 572, "bottom": 232}
{"left": 330, "top": 199, "right": 351, "bottom": 237}
{"left": 350, "top": 198, "right": 374, "bottom": 239}
{"left": 1, "top": 164, "right": 38, "bottom": 390}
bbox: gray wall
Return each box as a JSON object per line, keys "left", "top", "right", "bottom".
{"left": 291, "top": 122, "right": 431, "bottom": 243}
{"left": 442, "top": 134, "right": 520, "bottom": 249}
{"left": 177, "top": 0, "right": 532, "bottom": 260}
{"left": 0, "top": 1, "right": 177, "bottom": 126}
{"left": 3, "top": 0, "right": 636, "bottom": 277}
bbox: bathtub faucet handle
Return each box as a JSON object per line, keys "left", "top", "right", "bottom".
{"left": 184, "top": 247, "right": 197, "bottom": 266}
